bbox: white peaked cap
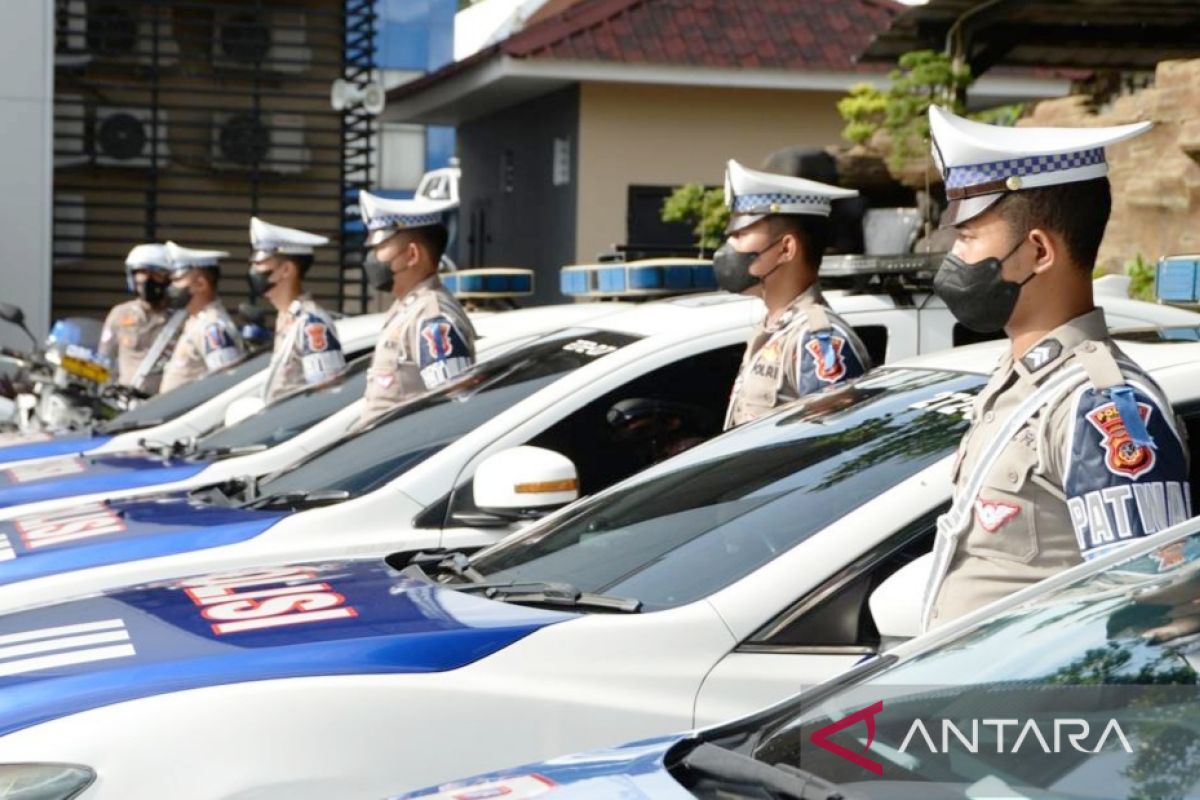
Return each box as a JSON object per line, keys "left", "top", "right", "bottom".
{"left": 929, "top": 105, "right": 1151, "bottom": 225}
{"left": 359, "top": 190, "right": 458, "bottom": 246}
{"left": 125, "top": 243, "right": 171, "bottom": 271}
{"left": 724, "top": 159, "right": 858, "bottom": 232}
{"left": 165, "top": 241, "right": 230, "bottom": 270}
{"left": 249, "top": 216, "right": 329, "bottom": 257}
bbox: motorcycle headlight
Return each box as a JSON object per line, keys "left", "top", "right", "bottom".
{"left": 0, "top": 764, "right": 95, "bottom": 799}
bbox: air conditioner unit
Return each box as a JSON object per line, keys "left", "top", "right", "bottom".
{"left": 57, "top": 1, "right": 179, "bottom": 66}
{"left": 93, "top": 106, "right": 169, "bottom": 168}
{"left": 54, "top": 0, "right": 89, "bottom": 66}
{"left": 211, "top": 112, "right": 310, "bottom": 175}
{"left": 54, "top": 94, "right": 89, "bottom": 169}
{"left": 53, "top": 194, "right": 86, "bottom": 266}
{"left": 212, "top": 10, "right": 310, "bottom": 74}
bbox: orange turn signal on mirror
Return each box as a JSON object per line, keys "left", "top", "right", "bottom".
{"left": 514, "top": 479, "right": 579, "bottom": 494}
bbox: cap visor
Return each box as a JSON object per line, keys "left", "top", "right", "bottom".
{"left": 941, "top": 193, "right": 1006, "bottom": 227}
{"left": 726, "top": 213, "right": 767, "bottom": 234}
{"left": 366, "top": 228, "right": 399, "bottom": 247}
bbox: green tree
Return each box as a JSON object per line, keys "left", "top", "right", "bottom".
{"left": 660, "top": 183, "right": 729, "bottom": 253}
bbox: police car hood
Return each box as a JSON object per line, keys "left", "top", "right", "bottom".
{"left": 0, "top": 432, "right": 110, "bottom": 467}
{"left": 0, "top": 452, "right": 210, "bottom": 508}
{"left": 394, "top": 737, "right": 690, "bottom": 800}
{"left": 0, "top": 559, "right": 571, "bottom": 736}
{"left": 0, "top": 494, "right": 285, "bottom": 585}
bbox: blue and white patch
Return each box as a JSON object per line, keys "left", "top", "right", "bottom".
{"left": 298, "top": 313, "right": 346, "bottom": 384}
{"left": 1064, "top": 382, "right": 1191, "bottom": 560}
{"left": 202, "top": 322, "right": 240, "bottom": 370}
{"left": 417, "top": 316, "right": 472, "bottom": 389}
{"left": 796, "top": 325, "right": 866, "bottom": 395}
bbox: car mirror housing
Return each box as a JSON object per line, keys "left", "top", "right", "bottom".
{"left": 473, "top": 445, "right": 579, "bottom": 520}
{"left": 870, "top": 552, "right": 932, "bottom": 641}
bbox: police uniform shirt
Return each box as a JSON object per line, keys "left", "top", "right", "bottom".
{"left": 725, "top": 284, "right": 870, "bottom": 429}
{"left": 160, "top": 300, "right": 245, "bottom": 394}
{"left": 262, "top": 294, "right": 346, "bottom": 403}
{"left": 98, "top": 299, "right": 174, "bottom": 394}
{"left": 355, "top": 276, "right": 476, "bottom": 429}
{"left": 929, "top": 308, "right": 1191, "bottom": 628}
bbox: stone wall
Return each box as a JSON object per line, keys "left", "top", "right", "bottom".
{"left": 1021, "top": 59, "right": 1200, "bottom": 270}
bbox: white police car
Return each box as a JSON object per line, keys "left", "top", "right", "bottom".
{"left": 0, "top": 331, "right": 1197, "bottom": 798}
{"left": 0, "top": 301, "right": 635, "bottom": 515}
{"left": 401, "top": 510, "right": 1200, "bottom": 800}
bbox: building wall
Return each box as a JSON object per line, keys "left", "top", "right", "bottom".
{"left": 458, "top": 86, "right": 579, "bottom": 306}
{"left": 575, "top": 82, "right": 845, "bottom": 262}
{"left": 0, "top": 0, "right": 53, "bottom": 345}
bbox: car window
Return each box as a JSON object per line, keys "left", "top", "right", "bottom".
{"left": 469, "top": 369, "right": 983, "bottom": 612}
{"left": 97, "top": 351, "right": 274, "bottom": 433}
{"left": 440, "top": 343, "right": 744, "bottom": 526}
{"left": 749, "top": 528, "right": 1200, "bottom": 799}
{"left": 194, "top": 355, "right": 369, "bottom": 454}
{"left": 853, "top": 325, "right": 888, "bottom": 367}
{"left": 256, "top": 330, "right": 640, "bottom": 498}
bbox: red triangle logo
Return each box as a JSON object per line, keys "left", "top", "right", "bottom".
{"left": 808, "top": 700, "right": 884, "bottom": 776}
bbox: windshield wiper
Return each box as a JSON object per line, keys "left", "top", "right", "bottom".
{"left": 98, "top": 417, "right": 165, "bottom": 434}
{"left": 393, "top": 550, "right": 488, "bottom": 584}
{"left": 192, "top": 443, "right": 269, "bottom": 460}
{"left": 237, "top": 488, "right": 349, "bottom": 510}
{"left": 680, "top": 743, "right": 852, "bottom": 800}
{"left": 138, "top": 436, "right": 195, "bottom": 460}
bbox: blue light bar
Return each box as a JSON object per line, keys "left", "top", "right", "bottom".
{"left": 1156, "top": 255, "right": 1200, "bottom": 304}
{"left": 560, "top": 259, "right": 716, "bottom": 299}
{"left": 443, "top": 268, "right": 534, "bottom": 299}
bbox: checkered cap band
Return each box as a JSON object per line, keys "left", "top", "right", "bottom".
{"left": 367, "top": 212, "right": 442, "bottom": 231}
{"left": 945, "top": 147, "right": 1106, "bottom": 189}
{"left": 731, "top": 193, "right": 831, "bottom": 213}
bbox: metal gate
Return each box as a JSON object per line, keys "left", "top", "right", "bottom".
{"left": 52, "top": 0, "right": 376, "bottom": 321}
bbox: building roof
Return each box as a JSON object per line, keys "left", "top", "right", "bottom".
{"left": 388, "top": 0, "right": 1069, "bottom": 125}
{"left": 861, "top": 0, "right": 1200, "bottom": 74}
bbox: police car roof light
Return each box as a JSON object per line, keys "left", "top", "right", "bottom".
{"left": 1156, "top": 255, "right": 1200, "bottom": 305}
{"left": 818, "top": 252, "right": 944, "bottom": 280}
{"left": 560, "top": 258, "right": 716, "bottom": 299}
{"left": 443, "top": 268, "right": 535, "bottom": 299}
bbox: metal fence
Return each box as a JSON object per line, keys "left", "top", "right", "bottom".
{"left": 52, "top": 0, "right": 375, "bottom": 320}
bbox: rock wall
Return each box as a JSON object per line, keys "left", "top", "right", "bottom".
{"left": 1021, "top": 59, "right": 1200, "bottom": 270}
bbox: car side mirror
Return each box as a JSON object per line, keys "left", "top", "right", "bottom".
{"left": 869, "top": 552, "right": 933, "bottom": 642}
{"left": 224, "top": 396, "right": 266, "bottom": 427}
{"left": 0, "top": 303, "right": 25, "bottom": 326}
{"left": 473, "top": 446, "right": 579, "bottom": 521}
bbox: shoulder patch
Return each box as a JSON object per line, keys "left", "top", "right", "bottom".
{"left": 417, "top": 315, "right": 473, "bottom": 389}
{"left": 796, "top": 326, "right": 866, "bottom": 395}
{"left": 1064, "top": 383, "right": 1191, "bottom": 560}
{"left": 1022, "top": 338, "right": 1062, "bottom": 372}
{"left": 300, "top": 315, "right": 341, "bottom": 355}
{"left": 203, "top": 323, "right": 235, "bottom": 354}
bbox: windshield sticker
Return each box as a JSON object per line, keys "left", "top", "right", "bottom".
{"left": 178, "top": 567, "right": 359, "bottom": 635}
{"left": 411, "top": 774, "right": 557, "bottom": 800}
{"left": 908, "top": 391, "right": 974, "bottom": 420}
{"left": 5, "top": 457, "right": 87, "bottom": 484}
{"left": 0, "top": 618, "right": 135, "bottom": 677}
{"left": 561, "top": 339, "right": 618, "bottom": 358}
{"left": 14, "top": 503, "right": 126, "bottom": 550}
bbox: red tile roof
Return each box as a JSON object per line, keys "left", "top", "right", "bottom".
{"left": 502, "top": 0, "right": 901, "bottom": 71}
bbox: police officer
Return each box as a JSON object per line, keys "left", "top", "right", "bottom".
{"left": 97, "top": 243, "right": 185, "bottom": 395}
{"left": 922, "top": 106, "right": 1191, "bottom": 631}
{"left": 159, "top": 242, "right": 245, "bottom": 394}
{"left": 716, "top": 159, "right": 871, "bottom": 428}
{"left": 352, "top": 191, "right": 475, "bottom": 430}
{"left": 248, "top": 217, "right": 346, "bottom": 403}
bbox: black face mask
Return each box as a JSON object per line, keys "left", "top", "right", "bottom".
{"left": 712, "top": 237, "right": 785, "bottom": 295}
{"left": 933, "top": 240, "right": 1033, "bottom": 333}
{"left": 166, "top": 284, "right": 191, "bottom": 310}
{"left": 247, "top": 268, "right": 276, "bottom": 297}
{"left": 136, "top": 278, "right": 168, "bottom": 305}
{"left": 362, "top": 251, "right": 394, "bottom": 293}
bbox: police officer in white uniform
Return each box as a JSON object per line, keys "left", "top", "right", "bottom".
{"left": 159, "top": 242, "right": 245, "bottom": 394}
{"left": 248, "top": 217, "right": 346, "bottom": 403}
{"left": 923, "top": 106, "right": 1191, "bottom": 631}
{"left": 352, "top": 192, "right": 476, "bottom": 431}
{"left": 716, "top": 159, "right": 871, "bottom": 428}
{"left": 98, "top": 243, "right": 185, "bottom": 395}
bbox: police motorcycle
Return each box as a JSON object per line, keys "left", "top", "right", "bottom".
{"left": 0, "top": 304, "right": 139, "bottom": 437}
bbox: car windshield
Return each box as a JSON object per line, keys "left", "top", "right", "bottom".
{"left": 748, "top": 527, "right": 1200, "bottom": 800}
{"left": 194, "top": 356, "right": 369, "bottom": 454}
{"left": 469, "top": 368, "right": 984, "bottom": 612}
{"left": 256, "top": 329, "right": 640, "bottom": 498}
{"left": 96, "top": 351, "right": 274, "bottom": 433}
